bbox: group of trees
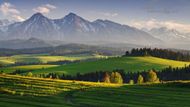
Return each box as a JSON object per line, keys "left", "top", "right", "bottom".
{"left": 102, "top": 70, "right": 159, "bottom": 84}
{"left": 103, "top": 72, "right": 123, "bottom": 84}
{"left": 158, "top": 66, "right": 190, "bottom": 81}
{"left": 125, "top": 48, "right": 190, "bottom": 61}
{"left": 23, "top": 69, "right": 161, "bottom": 84}
{"left": 127, "top": 70, "right": 160, "bottom": 84}
{"left": 40, "top": 65, "right": 190, "bottom": 83}
{"left": 4, "top": 65, "right": 190, "bottom": 84}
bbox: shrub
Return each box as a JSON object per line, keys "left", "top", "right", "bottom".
{"left": 26, "top": 72, "right": 33, "bottom": 77}
{"left": 20, "top": 92, "right": 24, "bottom": 96}
{"left": 137, "top": 75, "right": 144, "bottom": 84}
{"left": 129, "top": 80, "right": 134, "bottom": 85}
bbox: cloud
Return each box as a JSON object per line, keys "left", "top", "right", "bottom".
{"left": 33, "top": 4, "right": 56, "bottom": 14}
{"left": 131, "top": 19, "right": 190, "bottom": 33}
{"left": 12, "top": 15, "right": 25, "bottom": 21}
{"left": 0, "top": 2, "right": 25, "bottom": 21}
{"left": 0, "top": 2, "right": 20, "bottom": 15}
{"left": 99, "top": 12, "right": 118, "bottom": 17}
{"left": 45, "top": 4, "right": 56, "bottom": 9}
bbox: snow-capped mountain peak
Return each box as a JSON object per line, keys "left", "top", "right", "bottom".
{"left": 147, "top": 27, "right": 190, "bottom": 42}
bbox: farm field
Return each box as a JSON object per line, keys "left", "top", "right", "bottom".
{"left": 0, "top": 74, "right": 190, "bottom": 107}
{"left": 32, "top": 56, "right": 190, "bottom": 75}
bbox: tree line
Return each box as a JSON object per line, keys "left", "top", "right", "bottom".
{"left": 6, "top": 65, "right": 189, "bottom": 84}
{"left": 124, "top": 48, "right": 190, "bottom": 61}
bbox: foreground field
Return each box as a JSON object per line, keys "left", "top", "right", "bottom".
{"left": 0, "top": 74, "right": 190, "bottom": 107}
{"left": 33, "top": 56, "right": 190, "bottom": 75}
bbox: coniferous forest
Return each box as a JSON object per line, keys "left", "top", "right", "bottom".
{"left": 125, "top": 48, "right": 190, "bottom": 61}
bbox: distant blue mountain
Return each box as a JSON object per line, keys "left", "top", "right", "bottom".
{"left": 0, "top": 12, "right": 162, "bottom": 45}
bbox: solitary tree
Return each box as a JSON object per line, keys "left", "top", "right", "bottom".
{"left": 110, "top": 72, "right": 123, "bottom": 84}
{"left": 147, "top": 70, "right": 159, "bottom": 83}
{"left": 26, "top": 72, "right": 33, "bottom": 77}
{"left": 129, "top": 80, "right": 134, "bottom": 85}
{"left": 103, "top": 72, "right": 110, "bottom": 83}
{"left": 137, "top": 74, "right": 144, "bottom": 84}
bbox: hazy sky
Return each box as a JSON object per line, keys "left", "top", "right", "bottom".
{"left": 0, "top": 0, "right": 190, "bottom": 32}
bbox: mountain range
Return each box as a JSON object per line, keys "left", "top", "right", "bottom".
{"left": 145, "top": 27, "right": 190, "bottom": 43}
{"left": 0, "top": 13, "right": 161, "bottom": 46}
{"left": 0, "top": 12, "right": 190, "bottom": 49}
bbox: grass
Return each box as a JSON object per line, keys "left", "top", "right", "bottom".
{"left": 0, "top": 53, "right": 109, "bottom": 65}
{"left": 0, "top": 57, "right": 15, "bottom": 65}
{"left": 32, "top": 56, "right": 190, "bottom": 75}
{"left": 0, "top": 65, "right": 58, "bottom": 73}
{"left": 1, "top": 56, "right": 190, "bottom": 75}
{"left": 0, "top": 74, "right": 190, "bottom": 107}
{"left": 0, "top": 53, "right": 109, "bottom": 73}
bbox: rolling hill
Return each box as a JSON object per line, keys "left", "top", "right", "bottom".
{"left": 31, "top": 56, "right": 190, "bottom": 75}
{"left": 0, "top": 53, "right": 109, "bottom": 73}
{"left": 2, "top": 55, "right": 190, "bottom": 75}
{"left": 0, "top": 53, "right": 108, "bottom": 66}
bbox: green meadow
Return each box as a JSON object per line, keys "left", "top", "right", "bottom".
{"left": 0, "top": 74, "right": 190, "bottom": 107}
{"left": 32, "top": 56, "right": 190, "bottom": 75}
{"left": 0, "top": 54, "right": 108, "bottom": 65}
{"left": 0, "top": 65, "right": 58, "bottom": 73}
{"left": 1, "top": 54, "right": 190, "bottom": 107}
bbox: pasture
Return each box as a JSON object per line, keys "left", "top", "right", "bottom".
{"left": 32, "top": 56, "right": 190, "bottom": 75}
{"left": 0, "top": 53, "right": 108, "bottom": 65}
{"left": 0, "top": 74, "right": 190, "bottom": 107}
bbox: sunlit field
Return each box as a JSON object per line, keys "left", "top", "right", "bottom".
{"left": 0, "top": 65, "right": 58, "bottom": 73}
{"left": 32, "top": 56, "right": 190, "bottom": 75}
{"left": 0, "top": 54, "right": 108, "bottom": 65}
{"left": 0, "top": 74, "right": 190, "bottom": 107}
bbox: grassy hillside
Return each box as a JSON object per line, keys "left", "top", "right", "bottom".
{"left": 0, "top": 74, "right": 190, "bottom": 107}
{"left": 1, "top": 65, "right": 58, "bottom": 73}
{"left": 32, "top": 56, "right": 190, "bottom": 75}
{"left": 0, "top": 54, "right": 108, "bottom": 66}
